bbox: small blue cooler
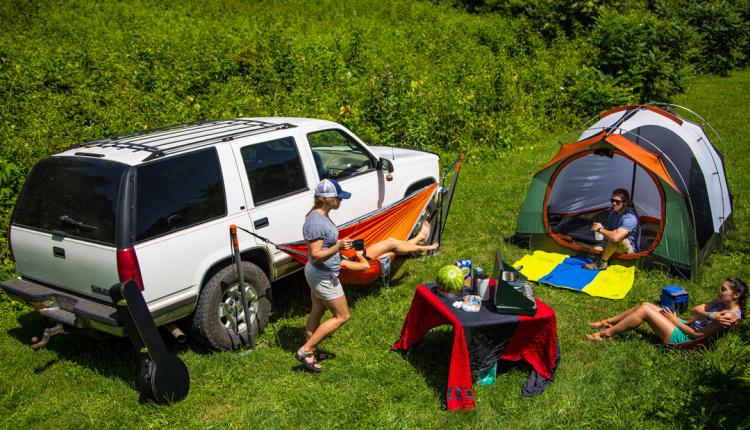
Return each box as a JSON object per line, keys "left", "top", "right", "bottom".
{"left": 660, "top": 286, "right": 689, "bottom": 312}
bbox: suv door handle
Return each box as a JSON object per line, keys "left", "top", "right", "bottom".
{"left": 254, "top": 217, "right": 269, "bottom": 229}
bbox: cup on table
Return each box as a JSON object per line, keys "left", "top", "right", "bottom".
{"left": 476, "top": 276, "right": 490, "bottom": 301}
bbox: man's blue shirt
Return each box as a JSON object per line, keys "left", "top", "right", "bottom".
{"left": 607, "top": 207, "right": 641, "bottom": 252}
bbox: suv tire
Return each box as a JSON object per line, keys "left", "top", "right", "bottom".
{"left": 192, "top": 261, "right": 271, "bottom": 351}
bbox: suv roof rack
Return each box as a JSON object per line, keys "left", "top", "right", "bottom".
{"left": 69, "top": 119, "right": 295, "bottom": 161}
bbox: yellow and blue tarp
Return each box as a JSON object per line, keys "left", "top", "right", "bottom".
{"left": 513, "top": 251, "right": 635, "bottom": 299}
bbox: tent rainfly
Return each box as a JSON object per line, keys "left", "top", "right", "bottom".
{"left": 513, "top": 104, "right": 732, "bottom": 279}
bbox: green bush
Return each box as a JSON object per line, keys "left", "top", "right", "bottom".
{"left": 681, "top": 0, "right": 749, "bottom": 75}
{"left": 590, "top": 9, "right": 695, "bottom": 102}
{"left": 0, "top": 159, "right": 21, "bottom": 279}
{"left": 449, "top": 0, "right": 608, "bottom": 39}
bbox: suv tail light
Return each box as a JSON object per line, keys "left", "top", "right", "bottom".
{"left": 117, "top": 247, "right": 145, "bottom": 291}
{"left": 6, "top": 224, "right": 14, "bottom": 263}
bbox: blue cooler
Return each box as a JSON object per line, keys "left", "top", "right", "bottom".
{"left": 660, "top": 286, "right": 689, "bottom": 312}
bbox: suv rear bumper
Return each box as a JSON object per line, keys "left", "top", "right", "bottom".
{"left": 1, "top": 278, "right": 126, "bottom": 336}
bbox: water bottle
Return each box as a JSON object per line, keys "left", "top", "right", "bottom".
{"left": 594, "top": 229, "right": 604, "bottom": 241}
{"left": 474, "top": 268, "right": 490, "bottom": 301}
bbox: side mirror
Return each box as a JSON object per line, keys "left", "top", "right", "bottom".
{"left": 378, "top": 157, "right": 394, "bottom": 173}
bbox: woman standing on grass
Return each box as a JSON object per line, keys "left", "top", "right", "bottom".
{"left": 295, "top": 179, "right": 440, "bottom": 373}
{"left": 295, "top": 179, "right": 360, "bottom": 373}
{"left": 586, "top": 277, "right": 746, "bottom": 344}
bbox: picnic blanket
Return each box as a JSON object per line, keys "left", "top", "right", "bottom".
{"left": 513, "top": 251, "right": 635, "bottom": 299}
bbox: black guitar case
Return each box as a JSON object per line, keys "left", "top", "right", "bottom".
{"left": 110, "top": 281, "right": 190, "bottom": 404}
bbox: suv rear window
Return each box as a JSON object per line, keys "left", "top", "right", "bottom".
{"left": 13, "top": 156, "right": 127, "bottom": 245}
{"left": 136, "top": 148, "right": 227, "bottom": 242}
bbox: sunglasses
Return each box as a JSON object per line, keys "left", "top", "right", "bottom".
{"left": 610, "top": 199, "right": 625, "bottom": 204}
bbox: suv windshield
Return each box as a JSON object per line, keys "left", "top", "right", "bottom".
{"left": 13, "top": 156, "right": 127, "bottom": 245}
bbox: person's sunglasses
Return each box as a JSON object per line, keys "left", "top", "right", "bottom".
{"left": 610, "top": 199, "right": 625, "bottom": 204}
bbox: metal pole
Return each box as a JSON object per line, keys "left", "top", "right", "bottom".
{"left": 230, "top": 224, "right": 255, "bottom": 349}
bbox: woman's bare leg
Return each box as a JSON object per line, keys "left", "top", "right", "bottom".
{"left": 591, "top": 305, "right": 642, "bottom": 328}
{"left": 599, "top": 303, "right": 676, "bottom": 342}
{"left": 410, "top": 220, "right": 431, "bottom": 244}
{"left": 305, "top": 293, "right": 327, "bottom": 342}
{"left": 366, "top": 237, "right": 438, "bottom": 260}
{"left": 302, "top": 294, "right": 350, "bottom": 352}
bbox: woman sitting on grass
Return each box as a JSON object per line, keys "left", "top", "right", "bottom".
{"left": 586, "top": 277, "right": 746, "bottom": 344}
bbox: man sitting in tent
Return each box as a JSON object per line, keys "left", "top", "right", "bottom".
{"left": 585, "top": 188, "right": 641, "bottom": 270}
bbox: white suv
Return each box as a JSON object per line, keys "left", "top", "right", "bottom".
{"left": 3, "top": 118, "right": 440, "bottom": 350}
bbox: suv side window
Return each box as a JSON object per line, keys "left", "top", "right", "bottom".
{"left": 136, "top": 148, "right": 227, "bottom": 242}
{"left": 307, "top": 129, "right": 375, "bottom": 180}
{"left": 240, "top": 136, "right": 307, "bottom": 205}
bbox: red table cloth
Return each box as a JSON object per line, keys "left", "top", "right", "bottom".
{"left": 392, "top": 284, "right": 558, "bottom": 411}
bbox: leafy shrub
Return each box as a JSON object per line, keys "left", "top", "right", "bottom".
{"left": 564, "top": 67, "right": 636, "bottom": 119}
{"left": 680, "top": 0, "right": 749, "bottom": 75}
{"left": 0, "top": 159, "right": 21, "bottom": 279}
{"left": 449, "top": 0, "right": 609, "bottom": 39}
{"left": 590, "top": 9, "right": 695, "bottom": 102}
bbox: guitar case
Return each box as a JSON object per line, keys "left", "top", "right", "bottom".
{"left": 110, "top": 281, "right": 190, "bottom": 404}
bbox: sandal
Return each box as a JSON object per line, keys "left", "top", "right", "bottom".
{"left": 295, "top": 348, "right": 322, "bottom": 373}
{"left": 585, "top": 331, "right": 612, "bottom": 341}
{"left": 314, "top": 350, "right": 335, "bottom": 361}
{"left": 589, "top": 319, "right": 612, "bottom": 329}
{"left": 584, "top": 259, "right": 609, "bottom": 270}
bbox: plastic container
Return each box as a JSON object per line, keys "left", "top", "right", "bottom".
{"left": 660, "top": 286, "right": 689, "bottom": 312}
{"left": 472, "top": 267, "right": 484, "bottom": 289}
{"left": 456, "top": 259, "right": 473, "bottom": 287}
{"left": 473, "top": 363, "right": 497, "bottom": 385}
{"left": 461, "top": 295, "right": 481, "bottom": 312}
{"left": 476, "top": 273, "right": 490, "bottom": 301}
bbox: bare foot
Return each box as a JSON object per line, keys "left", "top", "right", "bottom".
{"left": 585, "top": 331, "right": 612, "bottom": 341}
{"left": 416, "top": 220, "right": 431, "bottom": 242}
{"left": 589, "top": 319, "right": 612, "bottom": 329}
{"left": 419, "top": 242, "right": 439, "bottom": 255}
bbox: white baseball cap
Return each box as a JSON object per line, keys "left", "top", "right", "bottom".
{"left": 314, "top": 179, "right": 351, "bottom": 199}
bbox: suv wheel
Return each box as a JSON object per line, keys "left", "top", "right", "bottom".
{"left": 192, "top": 261, "right": 271, "bottom": 351}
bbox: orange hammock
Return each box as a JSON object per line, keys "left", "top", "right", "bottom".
{"left": 277, "top": 183, "right": 438, "bottom": 285}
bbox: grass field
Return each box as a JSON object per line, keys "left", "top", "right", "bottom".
{"left": 1, "top": 72, "right": 749, "bottom": 429}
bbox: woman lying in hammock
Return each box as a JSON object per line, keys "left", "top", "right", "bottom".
{"left": 586, "top": 277, "right": 747, "bottom": 345}
{"left": 339, "top": 221, "right": 439, "bottom": 271}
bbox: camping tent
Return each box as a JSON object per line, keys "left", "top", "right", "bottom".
{"left": 513, "top": 104, "right": 732, "bottom": 279}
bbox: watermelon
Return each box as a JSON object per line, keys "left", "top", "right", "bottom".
{"left": 436, "top": 265, "right": 465, "bottom": 294}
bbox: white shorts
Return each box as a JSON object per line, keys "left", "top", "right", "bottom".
{"left": 304, "top": 264, "right": 344, "bottom": 301}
